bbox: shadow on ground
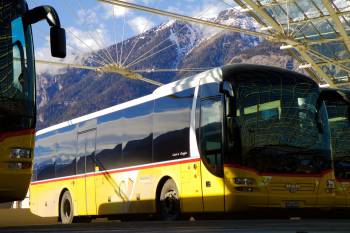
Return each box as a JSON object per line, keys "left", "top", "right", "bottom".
{"left": 0, "top": 209, "right": 57, "bottom": 227}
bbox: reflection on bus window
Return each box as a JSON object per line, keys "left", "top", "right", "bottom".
{"left": 10, "top": 17, "right": 27, "bottom": 100}
{"left": 200, "top": 97, "right": 223, "bottom": 175}
{"left": 227, "top": 71, "right": 331, "bottom": 174}
{"left": 326, "top": 99, "right": 350, "bottom": 179}
{"left": 12, "top": 44, "right": 23, "bottom": 93}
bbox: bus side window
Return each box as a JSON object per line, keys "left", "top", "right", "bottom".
{"left": 197, "top": 83, "right": 223, "bottom": 176}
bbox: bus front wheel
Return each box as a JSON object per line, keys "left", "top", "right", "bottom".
{"left": 158, "top": 179, "right": 180, "bottom": 220}
{"left": 60, "top": 191, "right": 74, "bottom": 224}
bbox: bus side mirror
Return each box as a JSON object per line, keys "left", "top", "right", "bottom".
{"left": 50, "top": 26, "right": 66, "bottom": 58}
{"left": 24, "top": 5, "right": 66, "bottom": 58}
{"left": 220, "top": 81, "right": 234, "bottom": 97}
{"left": 220, "top": 82, "right": 235, "bottom": 117}
{"left": 315, "top": 97, "right": 325, "bottom": 134}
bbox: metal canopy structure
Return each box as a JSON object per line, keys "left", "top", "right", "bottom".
{"left": 36, "top": 0, "right": 350, "bottom": 88}
{"left": 234, "top": 0, "right": 350, "bottom": 88}
{"left": 96, "top": 0, "right": 350, "bottom": 88}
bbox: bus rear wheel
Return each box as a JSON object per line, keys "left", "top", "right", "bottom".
{"left": 60, "top": 191, "right": 74, "bottom": 224}
{"left": 158, "top": 179, "right": 180, "bottom": 221}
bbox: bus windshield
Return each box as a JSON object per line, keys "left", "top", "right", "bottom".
{"left": 227, "top": 71, "right": 331, "bottom": 174}
{"left": 0, "top": 1, "right": 35, "bottom": 130}
{"left": 325, "top": 91, "right": 350, "bottom": 179}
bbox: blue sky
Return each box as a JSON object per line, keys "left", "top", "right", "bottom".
{"left": 28, "top": 0, "right": 234, "bottom": 73}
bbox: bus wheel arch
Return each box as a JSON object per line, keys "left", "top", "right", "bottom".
{"left": 156, "top": 176, "right": 180, "bottom": 220}
{"left": 58, "top": 188, "right": 74, "bottom": 224}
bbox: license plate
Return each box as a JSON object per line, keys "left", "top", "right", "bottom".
{"left": 285, "top": 201, "right": 301, "bottom": 208}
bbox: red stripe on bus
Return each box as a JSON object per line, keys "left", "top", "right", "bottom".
{"left": 31, "top": 157, "right": 201, "bottom": 186}
{"left": 224, "top": 164, "right": 332, "bottom": 177}
{"left": 0, "top": 129, "right": 35, "bottom": 142}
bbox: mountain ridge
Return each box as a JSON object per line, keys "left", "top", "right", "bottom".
{"left": 36, "top": 9, "right": 296, "bottom": 130}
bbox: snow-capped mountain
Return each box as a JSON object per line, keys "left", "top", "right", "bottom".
{"left": 36, "top": 8, "right": 294, "bottom": 129}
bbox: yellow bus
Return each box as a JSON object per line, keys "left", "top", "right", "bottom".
{"left": 30, "top": 64, "right": 333, "bottom": 223}
{"left": 322, "top": 88, "right": 350, "bottom": 208}
{"left": 0, "top": 0, "right": 66, "bottom": 202}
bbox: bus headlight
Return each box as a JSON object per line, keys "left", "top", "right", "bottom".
{"left": 11, "top": 148, "right": 31, "bottom": 159}
{"left": 234, "top": 177, "right": 255, "bottom": 185}
{"left": 8, "top": 162, "right": 32, "bottom": 169}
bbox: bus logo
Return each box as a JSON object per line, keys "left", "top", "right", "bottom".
{"left": 286, "top": 184, "right": 300, "bottom": 193}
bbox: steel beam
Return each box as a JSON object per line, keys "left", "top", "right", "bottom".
{"left": 97, "top": 0, "right": 272, "bottom": 39}
{"left": 240, "top": 0, "right": 337, "bottom": 86}
{"left": 322, "top": 0, "right": 350, "bottom": 53}
{"left": 35, "top": 59, "right": 163, "bottom": 86}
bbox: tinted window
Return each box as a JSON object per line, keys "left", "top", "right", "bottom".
{"left": 96, "top": 111, "right": 124, "bottom": 170}
{"left": 325, "top": 97, "right": 350, "bottom": 179}
{"left": 34, "top": 131, "right": 56, "bottom": 181}
{"left": 153, "top": 88, "right": 194, "bottom": 162}
{"left": 77, "top": 129, "right": 96, "bottom": 174}
{"left": 228, "top": 71, "right": 331, "bottom": 174}
{"left": 122, "top": 101, "right": 153, "bottom": 166}
{"left": 76, "top": 133, "right": 85, "bottom": 175}
{"left": 197, "top": 83, "right": 223, "bottom": 176}
{"left": 54, "top": 125, "right": 77, "bottom": 177}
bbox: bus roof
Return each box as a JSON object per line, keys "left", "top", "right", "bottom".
{"left": 222, "top": 64, "right": 316, "bottom": 84}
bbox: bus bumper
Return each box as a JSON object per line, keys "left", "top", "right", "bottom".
{"left": 0, "top": 169, "right": 31, "bottom": 202}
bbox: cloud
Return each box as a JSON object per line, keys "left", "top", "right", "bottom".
{"left": 128, "top": 16, "right": 155, "bottom": 34}
{"left": 77, "top": 8, "right": 98, "bottom": 25}
{"left": 194, "top": 3, "right": 227, "bottom": 19}
{"left": 166, "top": 6, "right": 186, "bottom": 15}
{"left": 67, "top": 26, "right": 111, "bottom": 52}
{"left": 34, "top": 25, "right": 112, "bottom": 75}
{"left": 101, "top": 1, "right": 132, "bottom": 19}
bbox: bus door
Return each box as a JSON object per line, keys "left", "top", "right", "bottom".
{"left": 76, "top": 129, "right": 97, "bottom": 215}
{"left": 197, "top": 82, "right": 225, "bottom": 212}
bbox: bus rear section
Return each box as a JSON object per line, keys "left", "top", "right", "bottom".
{"left": 323, "top": 89, "right": 350, "bottom": 208}
{"left": 219, "top": 66, "right": 333, "bottom": 211}
{"left": 0, "top": 0, "right": 65, "bottom": 203}
{"left": 0, "top": 0, "right": 36, "bottom": 202}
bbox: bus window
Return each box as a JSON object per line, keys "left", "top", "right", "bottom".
{"left": 198, "top": 83, "right": 223, "bottom": 176}
{"left": 153, "top": 88, "right": 193, "bottom": 162}
{"left": 325, "top": 96, "right": 350, "bottom": 179}
{"left": 122, "top": 101, "right": 153, "bottom": 166}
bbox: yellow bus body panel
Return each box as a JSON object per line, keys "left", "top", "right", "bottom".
{"left": 224, "top": 166, "right": 268, "bottom": 212}
{"left": 335, "top": 180, "right": 350, "bottom": 208}
{"left": 180, "top": 161, "right": 202, "bottom": 213}
{"left": 200, "top": 161, "right": 224, "bottom": 212}
{"left": 31, "top": 161, "right": 186, "bottom": 217}
{"left": 30, "top": 160, "right": 339, "bottom": 218}
{"left": 0, "top": 132, "right": 34, "bottom": 202}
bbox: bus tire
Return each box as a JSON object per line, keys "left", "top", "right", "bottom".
{"left": 60, "top": 191, "right": 74, "bottom": 224}
{"left": 158, "top": 179, "right": 180, "bottom": 221}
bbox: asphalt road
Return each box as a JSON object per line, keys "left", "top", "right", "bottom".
{"left": 1, "top": 219, "right": 350, "bottom": 233}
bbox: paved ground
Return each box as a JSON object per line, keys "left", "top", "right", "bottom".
{"left": 1, "top": 218, "right": 350, "bottom": 233}
{"left": 0, "top": 209, "right": 56, "bottom": 227}
{"left": 0, "top": 209, "right": 350, "bottom": 232}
